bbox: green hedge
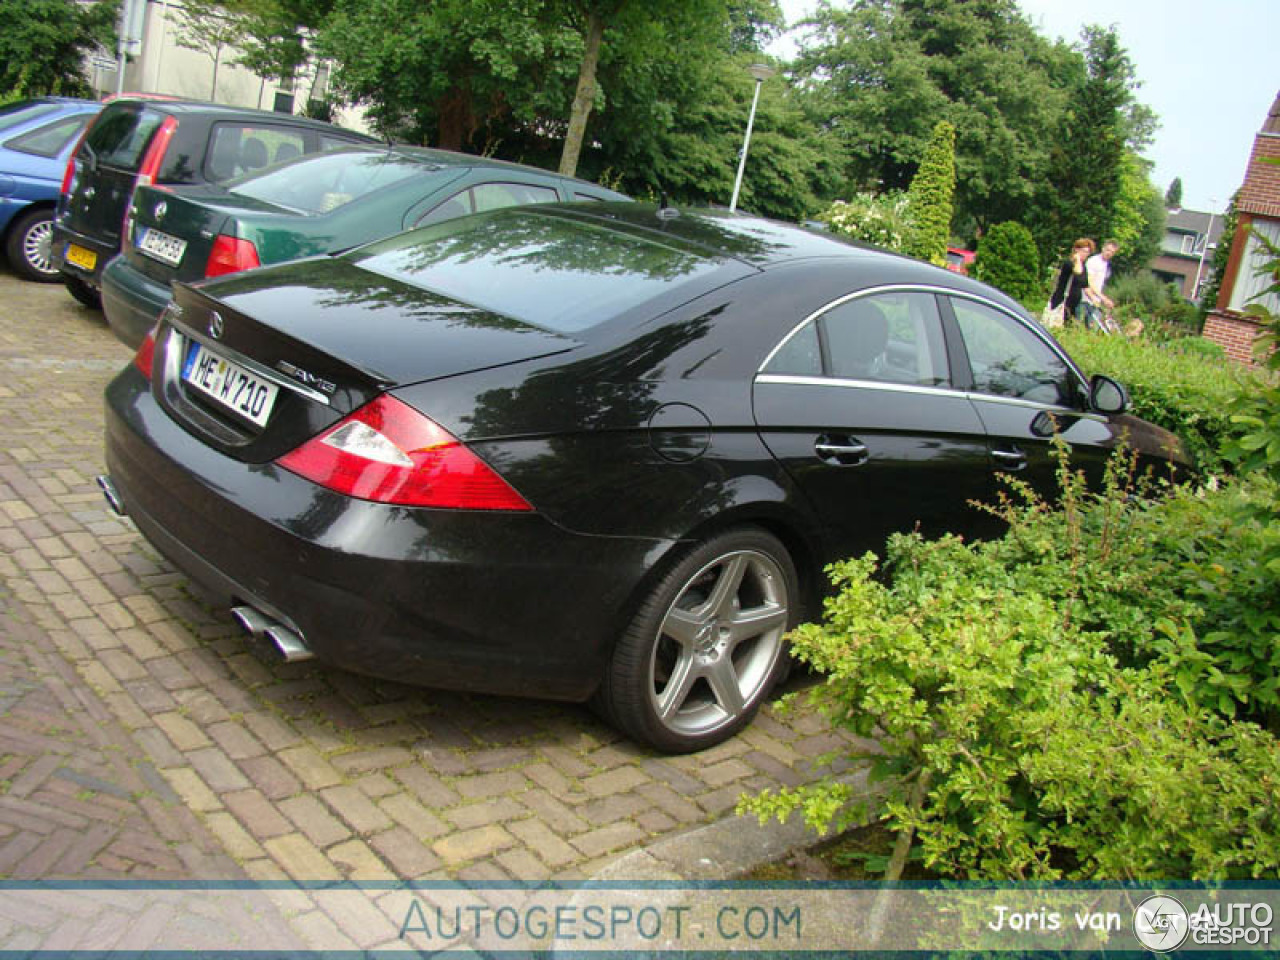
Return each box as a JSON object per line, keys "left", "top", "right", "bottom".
{"left": 1055, "top": 327, "right": 1252, "bottom": 473}
{"left": 744, "top": 450, "right": 1280, "bottom": 880}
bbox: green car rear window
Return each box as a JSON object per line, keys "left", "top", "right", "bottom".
{"left": 228, "top": 151, "right": 431, "bottom": 214}
{"left": 349, "top": 209, "right": 722, "bottom": 333}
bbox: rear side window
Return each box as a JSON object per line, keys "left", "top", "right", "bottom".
{"left": 4, "top": 114, "right": 91, "bottom": 157}
{"left": 417, "top": 181, "right": 561, "bottom": 227}
{"left": 207, "top": 123, "right": 310, "bottom": 182}
{"left": 950, "top": 298, "right": 1074, "bottom": 404}
{"left": 763, "top": 292, "right": 949, "bottom": 386}
{"left": 85, "top": 106, "right": 165, "bottom": 171}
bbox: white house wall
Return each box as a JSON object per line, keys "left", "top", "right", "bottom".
{"left": 87, "top": 0, "right": 370, "bottom": 134}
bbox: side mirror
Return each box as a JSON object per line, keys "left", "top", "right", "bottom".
{"left": 1089, "top": 374, "right": 1129, "bottom": 415}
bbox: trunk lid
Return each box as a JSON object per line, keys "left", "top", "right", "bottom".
{"left": 152, "top": 257, "right": 579, "bottom": 463}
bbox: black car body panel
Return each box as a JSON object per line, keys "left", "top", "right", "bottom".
{"left": 102, "top": 203, "right": 1190, "bottom": 742}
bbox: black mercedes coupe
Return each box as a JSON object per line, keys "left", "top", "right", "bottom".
{"left": 100, "top": 203, "right": 1187, "bottom": 752}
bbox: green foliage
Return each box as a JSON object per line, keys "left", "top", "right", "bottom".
{"left": 1109, "top": 151, "right": 1164, "bottom": 276}
{"left": 1165, "top": 176, "right": 1182, "bottom": 209}
{"left": 1056, "top": 326, "right": 1248, "bottom": 473}
{"left": 1034, "top": 26, "right": 1140, "bottom": 266}
{"left": 903, "top": 120, "right": 955, "bottom": 265}
{"left": 973, "top": 221, "right": 1041, "bottom": 305}
{"left": 818, "top": 193, "right": 914, "bottom": 254}
{"left": 791, "top": 0, "right": 1075, "bottom": 236}
{"left": 1105, "top": 271, "right": 1199, "bottom": 332}
{"left": 742, "top": 446, "right": 1280, "bottom": 880}
{"left": 0, "top": 0, "right": 118, "bottom": 98}
{"left": 1199, "top": 193, "right": 1239, "bottom": 318}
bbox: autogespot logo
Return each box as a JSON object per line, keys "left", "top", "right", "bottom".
{"left": 1134, "top": 895, "right": 1190, "bottom": 953}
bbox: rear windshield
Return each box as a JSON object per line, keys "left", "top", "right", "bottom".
{"left": 0, "top": 101, "right": 59, "bottom": 134}
{"left": 228, "top": 150, "right": 432, "bottom": 214}
{"left": 349, "top": 209, "right": 723, "bottom": 333}
{"left": 85, "top": 105, "right": 165, "bottom": 171}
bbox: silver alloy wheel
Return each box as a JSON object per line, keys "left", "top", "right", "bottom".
{"left": 22, "top": 216, "right": 55, "bottom": 276}
{"left": 647, "top": 548, "right": 789, "bottom": 738}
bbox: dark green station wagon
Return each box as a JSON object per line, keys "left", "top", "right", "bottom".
{"left": 102, "top": 145, "right": 629, "bottom": 348}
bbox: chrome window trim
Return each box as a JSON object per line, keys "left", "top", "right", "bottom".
{"left": 755, "top": 373, "right": 962, "bottom": 401}
{"left": 754, "top": 373, "right": 1109, "bottom": 423}
{"left": 169, "top": 326, "right": 333, "bottom": 406}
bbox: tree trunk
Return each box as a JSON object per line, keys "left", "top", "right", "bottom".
{"left": 210, "top": 46, "right": 222, "bottom": 101}
{"left": 558, "top": 9, "right": 606, "bottom": 178}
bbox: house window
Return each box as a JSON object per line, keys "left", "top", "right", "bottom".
{"left": 1228, "top": 219, "right": 1280, "bottom": 315}
{"left": 1180, "top": 233, "right": 1196, "bottom": 255}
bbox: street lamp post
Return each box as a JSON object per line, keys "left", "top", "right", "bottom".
{"left": 729, "top": 63, "right": 775, "bottom": 213}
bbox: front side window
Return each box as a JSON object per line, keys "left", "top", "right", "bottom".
{"left": 951, "top": 298, "right": 1075, "bottom": 405}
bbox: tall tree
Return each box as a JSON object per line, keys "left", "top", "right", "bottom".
{"left": 1033, "top": 25, "right": 1141, "bottom": 265}
{"left": 790, "top": 0, "right": 1073, "bottom": 235}
{"left": 904, "top": 119, "right": 956, "bottom": 264}
{"left": 0, "top": 0, "right": 118, "bottom": 98}
{"left": 1165, "top": 176, "right": 1183, "bottom": 209}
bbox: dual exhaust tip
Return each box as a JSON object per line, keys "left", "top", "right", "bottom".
{"left": 231, "top": 606, "right": 314, "bottom": 663}
{"left": 96, "top": 475, "right": 314, "bottom": 664}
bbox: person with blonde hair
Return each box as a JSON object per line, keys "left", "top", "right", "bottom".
{"left": 1043, "top": 237, "right": 1095, "bottom": 328}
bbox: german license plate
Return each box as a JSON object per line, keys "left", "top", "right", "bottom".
{"left": 182, "top": 341, "right": 278, "bottom": 428}
{"left": 138, "top": 227, "right": 187, "bottom": 267}
{"left": 65, "top": 243, "right": 97, "bottom": 271}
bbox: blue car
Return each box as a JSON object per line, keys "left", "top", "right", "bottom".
{"left": 1, "top": 97, "right": 101, "bottom": 281}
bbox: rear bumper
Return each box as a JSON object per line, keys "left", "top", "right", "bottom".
{"left": 102, "top": 255, "right": 169, "bottom": 349}
{"left": 51, "top": 223, "right": 115, "bottom": 286}
{"left": 104, "top": 367, "right": 673, "bottom": 702}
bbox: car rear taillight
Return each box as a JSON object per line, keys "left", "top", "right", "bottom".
{"left": 205, "top": 235, "right": 261, "bottom": 277}
{"left": 121, "top": 115, "right": 178, "bottom": 249}
{"left": 277, "top": 396, "right": 532, "bottom": 511}
{"left": 133, "top": 326, "right": 157, "bottom": 380}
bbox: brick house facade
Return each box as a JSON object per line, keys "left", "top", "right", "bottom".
{"left": 1203, "top": 92, "right": 1280, "bottom": 365}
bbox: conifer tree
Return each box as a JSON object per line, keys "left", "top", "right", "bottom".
{"left": 904, "top": 120, "right": 956, "bottom": 266}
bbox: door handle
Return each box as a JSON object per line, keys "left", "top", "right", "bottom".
{"left": 815, "top": 438, "right": 869, "bottom": 466}
{"left": 991, "top": 448, "right": 1027, "bottom": 471}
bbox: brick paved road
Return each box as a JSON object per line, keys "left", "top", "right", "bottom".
{"left": 0, "top": 266, "right": 853, "bottom": 883}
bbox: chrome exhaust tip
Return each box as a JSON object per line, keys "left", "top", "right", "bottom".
{"left": 264, "top": 624, "right": 314, "bottom": 663}
{"left": 231, "top": 605, "right": 272, "bottom": 637}
{"left": 96, "top": 475, "right": 126, "bottom": 516}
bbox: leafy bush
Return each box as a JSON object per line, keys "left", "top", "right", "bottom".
{"left": 1055, "top": 326, "right": 1250, "bottom": 473}
{"left": 743, "top": 448, "right": 1280, "bottom": 881}
{"left": 1107, "top": 272, "right": 1200, "bottom": 333}
{"left": 973, "top": 221, "right": 1041, "bottom": 305}
{"left": 819, "top": 192, "right": 914, "bottom": 254}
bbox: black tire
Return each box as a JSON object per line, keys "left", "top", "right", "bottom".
{"left": 5, "top": 207, "right": 60, "bottom": 282}
{"left": 599, "top": 527, "right": 798, "bottom": 753}
{"left": 64, "top": 273, "right": 101, "bottom": 309}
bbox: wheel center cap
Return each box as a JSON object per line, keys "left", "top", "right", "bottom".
{"left": 695, "top": 620, "right": 719, "bottom": 654}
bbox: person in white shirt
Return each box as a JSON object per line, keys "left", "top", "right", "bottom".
{"left": 1083, "top": 240, "right": 1118, "bottom": 331}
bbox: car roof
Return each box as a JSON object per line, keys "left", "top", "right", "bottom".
{"left": 528, "top": 203, "right": 1028, "bottom": 310}
{"left": 287, "top": 143, "right": 629, "bottom": 194}
{"left": 101, "top": 95, "right": 378, "bottom": 137}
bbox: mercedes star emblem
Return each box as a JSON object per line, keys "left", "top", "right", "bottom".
{"left": 208, "top": 311, "right": 224, "bottom": 340}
